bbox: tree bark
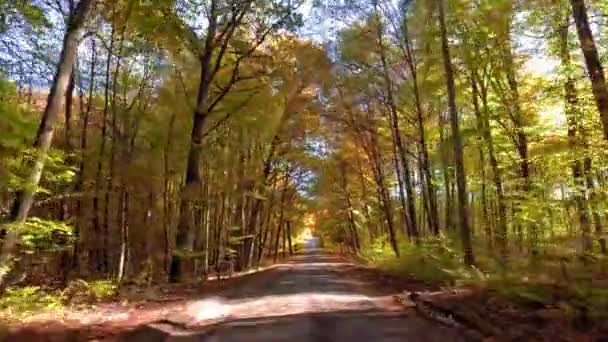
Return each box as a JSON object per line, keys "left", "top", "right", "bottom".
{"left": 570, "top": 0, "right": 608, "bottom": 140}
{"left": 375, "top": 15, "right": 418, "bottom": 240}
{"left": 170, "top": 1, "right": 229, "bottom": 281}
{"left": 438, "top": 0, "right": 475, "bottom": 265}
{"left": 64, "top": 70, "right": 75, "bottom": 151}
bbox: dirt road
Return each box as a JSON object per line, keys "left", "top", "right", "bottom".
{"left": 120, "top": 238, "right": 464, "bottom": 341}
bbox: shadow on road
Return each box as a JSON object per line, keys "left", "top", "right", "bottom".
{"left": 122, "top": 308, "right": 457, "bottom": 342}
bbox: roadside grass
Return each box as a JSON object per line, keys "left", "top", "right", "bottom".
{"left": 0, "top": 279, "right": 118, "bottom": 322}
{"left": 359, "top": 233, "right": 608, "bottom": 323}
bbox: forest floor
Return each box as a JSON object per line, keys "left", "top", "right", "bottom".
{"left": 3, "top": 239, "right": 607, "bottom": 341}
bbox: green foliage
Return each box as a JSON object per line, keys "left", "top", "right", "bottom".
{"left": 8, "top": 218, "right": 74, "bottom": 251}
{"left": 0, "top": 76, "right": 37, "bottom": 193}
{"left": 62, "top": 279, "right": 117, "bottom": 304}
{"left": 0, "top": 280, "right": 119, "bottom": 320}
{"left": 0, "top": 1, "right": 47, "bottom": 33}
{"left": 365, "top": 235, "right": 487, "bottom": 286}
{"left": 0, "top": 286, "right": 64, "bottom": 319}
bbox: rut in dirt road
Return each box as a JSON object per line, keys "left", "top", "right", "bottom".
{"left": 120, "top": 238, "right": 465, "bottom": 342}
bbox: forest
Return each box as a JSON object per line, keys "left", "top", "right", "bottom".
{"left": 1, "top": 0, "right": 608, "bottom": 340}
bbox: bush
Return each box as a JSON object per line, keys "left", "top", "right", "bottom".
{"left": 62, "top": 279, "right": 117, "bottom": 304}
{"left": 363, "top": 234, "right": 487, "bottom": 286}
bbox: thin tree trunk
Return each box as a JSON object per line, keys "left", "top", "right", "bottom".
{"left": 93, "top": 27, "right": 115, "bottom": 275}
{"left": 375, "top": 9, "right": 418, "bottom": 240}
{"left": 439, "top": 113, "right": 454, "bottom": 231}
{"left": 438, "top": 0, "right": 474, "bottom": 265}
{"left": 282, "top": 221, "right": 287, "bottom": 259}
{"left": 163, "top": 112, "right": 177, "bottom": 274}
{"left": 286, "top": 221, "right": 294, "bottom": 255}
{"left": 73, "top": 37, "right": 97, "bottom": 272}
{"left": 558, "top": 21, "right": 593, "bottom": 253}
{"left": 371, "top": 131, "right": 399, "bottom": 256}
{"left": 471, "top": 78, "right": 491, "bottom": 248}
{"left": 274, "top": 175, "right": 289, "bottom": 263}
{"left": 476, "top": 74, "right": 508, "bottom": 262}
{"left": 402, "top": 18, "right": 439, "bottom": 236}
{"left": 117, "top": 188, "right": 128, "bottom": 281}
{"left": 65, "top": 70, "right": 75, "bottom": 151}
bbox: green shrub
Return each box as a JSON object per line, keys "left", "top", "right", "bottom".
{"left": 362, "top": 234, "right": 487, "bottom": 285}
{"left": 62, "top": 279, "right": 117, "bottom": 304}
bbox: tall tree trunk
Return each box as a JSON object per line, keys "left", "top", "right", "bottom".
{"left": 170, "top": 8, "right": 219, "bottom": 282}
{"left": 558, "top": 20, "right": 593, "bottom": 253}
{"left": 61, "top": 69, "right": 76, "bottom": 223}
{"left": 500, "top": 30, "right": 532, "bottom": 252}
{"left": 92, "top": 27, "right": 114, "bottom": 275}
{"left": 370, "top": 130, "right": 399, "bottom": 256}
{"left": 105, "top": 25, "right": 127, "bottom": 277}
{"left": 402, "top": 20, "right": 439, "bottom": 236}
{"left": 1, "top": 0, "right": 94, "bottom": 290}
{"left": 286, "top": 221, "right": 294, "bottom": 256}
{"left": 273, "top": 172, "right": 289, "bottom": 263}
{"left": 476, "top": 73, "right": 508, "bottom": 262}
{"left": 438, "top": 0, "right": 475, "bottom": 265}
{"left": 375, "top": 13, "right": 418, "bottom": 240}
{"left": 73, "top": 37, "right": 97, "bottom": 272}
{"left": 439, "top": 113, "right": 454, "bottom": 231}
{"left": 570, "top": 0, "right": 608, "bottom": 140}
{"left": 163, "top": 112, "right": 176, "bottom": 274}
{"left": 470, "top": 77, "right": 491, "bottom": 248}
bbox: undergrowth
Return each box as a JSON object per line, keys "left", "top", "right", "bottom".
{"left": 361, "top": 234, "right": 608, "bottom": 323}
{"left": 0, "top": 279, "right": 118, "bottom": 321}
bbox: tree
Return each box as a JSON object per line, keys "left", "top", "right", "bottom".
{"left": 437, "top": 0, "right": 474, "bottom": 266}
{"left": 0, "top": 0, "right": 95, "bottom": 290}
{"left": 169, "top": 0, "right": 302, "bottom": 282}
{"left": 569, "top": 0, "right": 608, "bottom": 141}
